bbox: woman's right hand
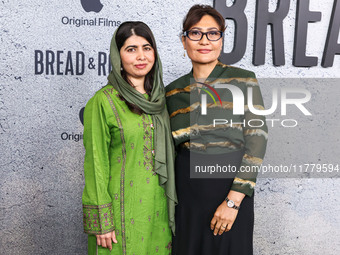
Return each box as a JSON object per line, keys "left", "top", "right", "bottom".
{"left": 96, "top": 231, "right": 117, "bottom": 251}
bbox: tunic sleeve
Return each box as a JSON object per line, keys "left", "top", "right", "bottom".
{"left": 230, "top": 73, "right": 268, "bottom": 197}
{"left": 82, "top": 92, "right": 115, "bottom": 235}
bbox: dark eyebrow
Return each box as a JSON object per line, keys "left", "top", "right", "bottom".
{"left": 190, "top": 27, "right": 219, "bottom": 31}
{"left": 124, "top": 44, "right": 152, "bottom": 50}
{"left": 124, "top": 45, "right": 137, "bottom": 50}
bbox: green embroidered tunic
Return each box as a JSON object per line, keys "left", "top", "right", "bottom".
{"left": 82, "top": 85, "right": 172, "bottom": 255}
{"left": 165, "top": 62, "right": 268, "bottom": 197}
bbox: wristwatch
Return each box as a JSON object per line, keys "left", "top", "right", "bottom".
{"left": 225, "top": 197, "right": 240, "bottom": 210}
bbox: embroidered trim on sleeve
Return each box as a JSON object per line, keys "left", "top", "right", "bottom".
{"left": 83, "top": 203, "right": 114, "bottom": 235}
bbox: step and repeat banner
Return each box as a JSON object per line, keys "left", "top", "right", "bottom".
{"left": 1, "top": 0, "right": 340, "bottom": 254}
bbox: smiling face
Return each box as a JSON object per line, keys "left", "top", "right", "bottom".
{"left": 182, "top": 15, "right": 223, "bottom": 67}
{"left": 120, "top": 35, "right": 155, "bottom": 81}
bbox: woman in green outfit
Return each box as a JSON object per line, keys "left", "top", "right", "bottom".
{"left": 82, "top": 21, "right": 177, "bottom": 255}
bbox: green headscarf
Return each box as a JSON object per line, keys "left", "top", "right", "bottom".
{"left": 107, "top": 27, "right": 177, "bottom": 234}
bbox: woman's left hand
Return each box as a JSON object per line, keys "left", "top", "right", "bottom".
{"left": 210, "top": 190, "right": 245, "bottom": 235}
{"left": 210, "top": 201, "right": 238, "bottom": 235}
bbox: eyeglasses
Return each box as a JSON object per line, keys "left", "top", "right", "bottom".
{"left": 183, "top": 30, "right": 223, "bottom": 41}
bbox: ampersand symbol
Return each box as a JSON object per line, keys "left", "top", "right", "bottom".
{"left": 88, "top": 58, "right": 95, "bottom": 69}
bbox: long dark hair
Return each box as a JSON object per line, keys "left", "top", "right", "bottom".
{"left": 115, "top": 21, "right": 158, "bottom": 115}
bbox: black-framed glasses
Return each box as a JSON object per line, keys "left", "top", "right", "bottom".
{"left": 183, "top": 30, "right": 223, "bottom": 41}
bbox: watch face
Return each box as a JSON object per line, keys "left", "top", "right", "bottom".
{"left": 227, "top": 200, "right": 234, "bottom": 207}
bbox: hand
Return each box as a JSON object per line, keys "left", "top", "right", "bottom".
{"left": 210, "top": 190, "right": 245, "bottom": 235}
{"left": 210, "top": 201, "right": 239, "bottom": 236}
{"left": 96, "top": 231, "right": 117, "bottom": 251}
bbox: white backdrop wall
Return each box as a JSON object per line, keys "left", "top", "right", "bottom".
{"left": 1, "top": 0, "right": 340, "bottom": 254}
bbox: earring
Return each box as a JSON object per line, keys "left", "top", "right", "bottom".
{"left": 183, "top": 51, "right": 186, "bottom": 57}
{"left": 120, "top": 67, "right": 123, "bottom": 71}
